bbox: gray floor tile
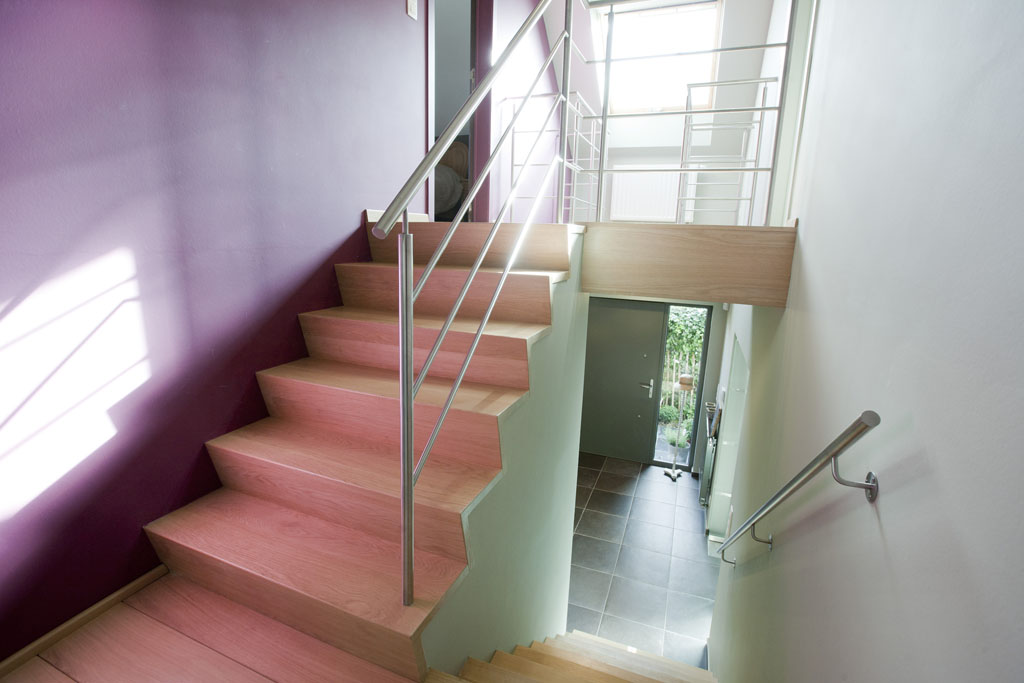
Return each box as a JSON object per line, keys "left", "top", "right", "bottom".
{"left": 668, "top": 556, "right": 720, "bottom": 599}
{"left": 604, "top": 576, "right": 668, "bottom": 628}
{"left": 622, "top": 518, "right": 674, "bottom": 554}
{"left": 594, "top": 471, "right": 638, "bottom": 496}
{"left": 576, "top": 510, "right": 627, "bottom": 544}
{"left": 567, "top": 604, "right": 602, "bottom": 636}
{"left": 663, "top": 631, "right": 708, "bottom": 669}
{"left": 672, "top": 528, "right": 715, "bottom": 564}
{"left": 579, "top": 452, "right": 605, "bottom": 469}
{"left": 676, "top": 485, "right": 704, "bottom": 510}
{"left": 569, "top": 564, "right": 613, "bottom": 611}
{"left": 574, "top": 507, "right": 584, "bottom": 528}
{"left": 674, "top": 505, "right": 705, "bottom": 533}
{"left": 577, "top": 467, "right": 600, "bottom": 488}
{"left": 614, "top": 544, "right": 671, "bottom": 588}
{"left": 572, "top": 534, "right": 620, "bottom": 573}
{"left": 634, "top": 477, "right": 678, "bottom": 505}
{"left": 638, "top": 464, "right": 675, "bottom": 483}
{"left": 602, "top": 457, "right": 642, "bottom": 477}
{"left": 576, "top": 486, "right": 593, "bottom": 508}
{"left": 586, "top": 490, "right": 633, "bottom": 516}
{"left": 629, "top": 498, "right": 675, "bottom": 528}
{"left": 598, "top": 615, "right": 664, "bottom": 655}
{"left": 665, "top": 591, "right": 714, "bottom": 640}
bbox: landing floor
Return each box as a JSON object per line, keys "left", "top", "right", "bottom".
{"left": 570, "top": 453, "right": 715, "bottom": 669}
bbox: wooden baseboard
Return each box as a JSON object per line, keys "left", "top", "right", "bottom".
{"left": 0, "top": 565, "right": 168, "bottom": 676}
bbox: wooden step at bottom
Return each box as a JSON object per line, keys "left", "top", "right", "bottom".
{"left": 300, "top": 307, "right": 547, "bottom": 390}
{"left": 145, "top": 489, "right": 465, "bottom": 679}
{"left": 563, "top": 632, "right": 713, "bottom": 683}
{"left": 512, "top": 645, "right": 630, "bottom": 683}
{"left": 460, "top": 657, "right": 539, "bottom": 683}
{"left": 209, "top": 417, "right": 499, "bottom": 561}
{"left": 490, "top": 650, "right": 587, "bottom": 682}
{"left": 40, "top": 604, "right": 270, "bottom": 682}
{"left": 426, "top": 671, "right": 468, "bottom": 683}
{"left": 125, "top": 574, "right": 409, "bottom": 683}
{"left": 0, "top": 658, "right": 74, "bottom": 683}
{"left": 530, "top": 641, "right": 658, "bottom": 683}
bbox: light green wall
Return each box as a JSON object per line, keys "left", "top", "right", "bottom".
{"left": 420, "top": 234, "right": 589, "bottom": 673}
{"left": 708, "top": 1, "right": 1024, "bottom": 679}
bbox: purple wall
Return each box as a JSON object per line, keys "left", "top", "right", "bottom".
{"left": 0, "top": 0, "right": 428, "bottom": 658}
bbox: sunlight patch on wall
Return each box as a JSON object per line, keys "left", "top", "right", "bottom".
{"left": 0, "top": 248, "right": 150, "bottom": 521}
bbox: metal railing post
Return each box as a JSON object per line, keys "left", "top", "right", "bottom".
{"left": 595, "top": 5, "right": 615, "bottom": 221}
{"left": 398, "top": 210, "right": 415, "bottom": 606}
{"left": 556, "top": 0, "right": 575, "bottom": 223}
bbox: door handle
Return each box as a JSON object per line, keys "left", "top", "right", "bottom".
{"left": 639, "top": 379, "right": 654, "bottom": 399}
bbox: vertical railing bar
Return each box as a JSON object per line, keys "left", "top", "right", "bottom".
{"left": 747, "top": 82, "right": 768, "bottom": 226}
{"left": 674, "top": 88, "right": 693, "bottom": 223}
{"left": 412, "top": 36, "right": 566, "bottom": 301}
{"left": 595, "top": 4, "right": 615, "bottom": 222}
{"left": 764, "top": 0, "right": 799, "bottom": 223}
{"left": 398, "top": 209, "right": 415, "bottom": 606}
{"left": 413, "top": 157, "right": 562, "bottom": 483}
{"left": 556, "top": 0, "right": 574, "bottom": 223}
{"left": 412, "top": 95, "right": 564, "bottom": 396}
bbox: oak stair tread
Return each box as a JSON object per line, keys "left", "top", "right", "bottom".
{"left": 366, "top": 221, "right": 570, "bottom": 272}
{"left": 258, "top": 357, "right": 527, "bottom": 418}
{"left": 511, "top": 645, "right": 633, "bottom": 683}
{"left": 0, "top": 658, "right": 74, "bottom": 683}
{"left": 124, "top": 574, "right": 409, "bottom": 683}
{"left": 530, "top": 641, "right": 661, "bottom": 683}
{"left": 40, "top": 604, "right": 271, "bottom": 682}
{"left": 489, "top": 650, "right": 589, "bottom": 682}
{"left": 564, "top": 632, "right": 714, "bottom": 683}
{"left": 460, "top": 657, "right": 539, "bottom": 682}
{"left": 144, "top": 488, "right": 464, "bottom": 637}
{"left": 300, "top": 306, "right": 550, "bottom": 342}
{"left": 208, "top": 417, "right": 498, "bottom": 514}
{"left": 341, "top": 261, "right": 570, "bottom": 284}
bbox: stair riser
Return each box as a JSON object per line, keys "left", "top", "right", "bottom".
{"left": 367, "top": 221, "right": 570, "bottom": 272}
{"left": 257, "top": 373, "right": 502, "bottom": 469}
{"left": 210, "top": 445, "right": 467, "bottom": 562}
{"left": 145, "top": 533, "right": 425, "bottom": 680}
{"left": 336, "top": 265, "right": 553, "bottom": 325}
{"left": 299, "top": 314, "right": 530, "bottom": 390}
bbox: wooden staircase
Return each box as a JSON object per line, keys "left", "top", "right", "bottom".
{"left": 2, "top": 221, "right": 577, "bottom": 682}
{"left": 427, "top": 631, "right": 715, "bottom": 683}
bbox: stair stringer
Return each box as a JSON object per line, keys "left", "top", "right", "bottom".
{"left": 418, "top": 231, "right": 588, "bottom": 674}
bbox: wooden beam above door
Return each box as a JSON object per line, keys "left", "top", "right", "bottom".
{"left": 580, "top": 223, "right": 797, "bottom": 307}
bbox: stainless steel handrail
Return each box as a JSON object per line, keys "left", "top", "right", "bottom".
{"left": 718, "top": 411, "right": 881, "bottom": 566}
{"left": 372, "top": 0, "right": 555, "bottom": 240}
{"left": 375, "top": 0, "right": 582, "bottom": 606}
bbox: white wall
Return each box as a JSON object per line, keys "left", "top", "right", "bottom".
{"left": 709, "top": 1, "right": 1024, "bottom": 680}
{"left": 435, "top": 0, "right": 472, "bottom": 136}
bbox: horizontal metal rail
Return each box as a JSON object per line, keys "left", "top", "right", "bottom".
{"left": 583, "top": 105, "right": 779, "bottom": 120}
{"left": 587, "top": 41, "right": 787, "bottom": 64}
{"left": 719, "top": 411, "right": 881, "bottom": 566}
{"left": 579, "top": 166, "right": 773, "bottom": 174}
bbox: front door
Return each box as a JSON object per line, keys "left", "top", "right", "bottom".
{"left": 579, "top": 297, "right": 667, "bottom": 462}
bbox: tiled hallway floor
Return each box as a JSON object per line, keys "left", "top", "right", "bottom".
{"left": 570, "top": 452, "right": 716, "bottom": 669}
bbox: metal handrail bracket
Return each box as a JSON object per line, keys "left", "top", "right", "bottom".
{"left": 719, "top": 411, "right": 881, "bottom": 566}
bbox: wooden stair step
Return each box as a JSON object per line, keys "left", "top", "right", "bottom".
{"left": 460, "top": 657, "right": 540, "bottom": 682}
{"left": 490, "top": 650, "right": 588, "bottom": 682}
{"left": 40, "top": 604, "right": 270, "bottom": 682}
{"left": 0, "top": 658, "right": 74, "bottom": 683}
{"left": 257, "top": 357, "right": 526, "bottom": 468}
{"left": 529, "top": 641, "right": 659, "bottom": 683}
{"left": 564, "top": 632, "right": 714, "bottom": 683}
{"left": 512, "top": 645, "right": 632, "bottom": 682}
{"left": 299, "top": 306, "right": 549, "bottom": 390}
{"left": 208, "top": 417, "right": 499, "bottom": 561}
{"left": 145, "top": 489, "right": 464, "bottom": 679}
{"left": 336, "top": 263, "right": 565, "bottom": 325}
{"left": 426, "top": 671, "right": 469, "bottom": 682}
{"left": 367, "top": 221, "right": 570, "bottom": 272}
{"left": 124, "top": 574, "right": 408, "bottom": 683}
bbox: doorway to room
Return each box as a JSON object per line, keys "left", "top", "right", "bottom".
{"left": 654, "top": 305, "right": 712, "bottom": 471}
{"left": 433, "top": 0, "right": 475, "bottom": 222}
